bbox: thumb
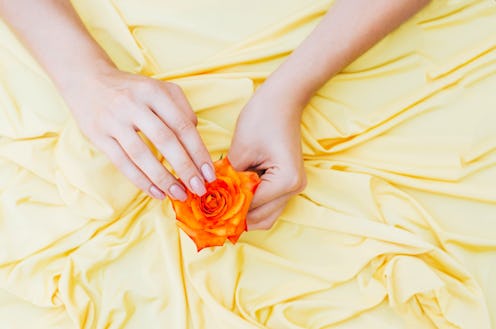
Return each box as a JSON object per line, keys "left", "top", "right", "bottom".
{"left": 228, "top": 144, "right": 285, "bottom": 209}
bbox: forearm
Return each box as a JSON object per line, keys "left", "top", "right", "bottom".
{"left": 0, "top": 0, "right": 114, "bottom": 96}
{"left": 266, "top": 0, "right": 430, "bottom": 111}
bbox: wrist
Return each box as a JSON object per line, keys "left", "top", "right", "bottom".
{"left": 55, "top": 58, "right": 119, "bottom": 118}
{"left": 57, "top": 57, "right": 116, "bottom": 96}
{"left": 263, "top": 71, "right": 314, "bottom": 109}
{"left": 243, "top": 83, "right": 305, "bottom": 129}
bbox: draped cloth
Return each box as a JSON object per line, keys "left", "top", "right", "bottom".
{"left": 1, "top": 0, "right": 496, "bottom": 328}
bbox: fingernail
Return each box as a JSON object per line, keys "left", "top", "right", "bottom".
{"left": 190, "top": 176, "right": 207, "bottom": 196}
{"left": 201, "top": 163, "right": 216, "bottom": 183}
{"left": 169, "top": 184, "right": 187, "bottom": 201}
{"left": 150, "top": 185, "right": 165, "bottom": 199}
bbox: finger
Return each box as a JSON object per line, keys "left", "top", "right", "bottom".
{"left": 134, "top": 109, "right": 208, "bottom": 197}
{"left": 248, "top": 211, "right": 281, "bottom": 231}
{"left": 98, "top": 137, "right": 165, "bottom": 200}
{"left": 114, "top": 127, "right": 188, "bottom": 201}
{"left": 162, "top": 82, "right": 198, "bottom": 125}
{"left": 227, "top": 140, "right": 253, "bottom": 172}
{"left": 147, "top": 88, "right": 216, "bottom": 184}
{"left": 247, "top": 194, "right": 290, "bottom": 230}
{"left": 250, "top": 168, "right": 305, "bottom": 210}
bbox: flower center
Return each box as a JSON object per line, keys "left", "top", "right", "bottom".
{"left": 200, "top": 189, "right": 227, "bottom": 218}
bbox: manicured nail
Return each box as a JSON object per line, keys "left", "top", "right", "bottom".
{"left": 149, "top": 185, "right": 165, "bottom": 199}
{"left": 190, "top": 176, "right": 206, "bottom": 196}
{"left": 169, "top": 184, "right": 187, "bottom": 201}
{"left": 201, "top": 163, "right": 216, "bottom": 183}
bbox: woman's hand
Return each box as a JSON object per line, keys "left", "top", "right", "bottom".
{"left": 64, "top": 67, "right": 216, "bottom": 201}
{"left": 228, "top": 84, "right": 307, "bottom": 230}
{"left": 228, "top": 0, "right": 430, "bottom": 229}
{"left": 0, "top": 0, "right": 429, "bottom": 208}
{"left": 0, "top": 1, "right": 216, "bottom": 201}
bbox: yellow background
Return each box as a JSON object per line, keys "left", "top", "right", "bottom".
{"left": 1, "top": 0, "right": 496, "bottom": 328}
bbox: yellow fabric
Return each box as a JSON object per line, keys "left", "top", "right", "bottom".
{"left": 1, "top": 0, "right": 496, "bottom": 327}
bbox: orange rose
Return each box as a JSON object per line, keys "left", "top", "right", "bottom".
{"left": 171, "top": 157, "right": 260, "bottom": 251}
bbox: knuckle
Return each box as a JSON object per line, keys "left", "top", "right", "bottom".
{"left": 131, "top": 175, "right": 151, "bottom": 192}
{"left": 98, "top": 114, "right": 122, "bottom": 132}
{"left": 154, "top": 171, "right": 174, "bottom": 189}
{"left": 110, "top": 92, "right": 133, "bottom": 109}
{"left": 165, "top": 82, "right": 182, "bottom": 94}
{"left": 126, "top": 169, "right": 144, "bottom": 185}
{"left": 152, "top": 126, "right": 174, "bottom": 142}
{"left": 285, "top": 170, "right": 304, "bottom": 192}
{"left": 175, "top": 158, "right": 197, "bottom": 177}
{"left": 107, "top": 96, "right": 138, "bottom": 122}
{"left": 118, "top": 162, "right": 149, "bottom": 190}
{"left": 136, "top": 79, "right": 158, "bottom": 96}
{"left": 127, "top": 140, "right": 147, "bottom": 160}
{"left": 190, "top": 113, "right": 198, "bottom": 126}
{"left": 173, "top": 118, "right": 194, "bottom": 135}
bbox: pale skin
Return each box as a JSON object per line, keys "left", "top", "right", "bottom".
{"left": 0, "top": 0, "right": 430, "bottom": 230}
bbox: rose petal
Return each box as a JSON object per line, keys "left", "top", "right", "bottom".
{"left": 219, "top": 192, "right": 245, "bottom": 223}
{"left": 170, "top": 156, "right": 260, "bottom": 251}
{"left": 176, "top": 221, "right": 227, "bottom": 251}
{"left": 240, "top": 170, "right": 261, "bottom": 194}
{"left": 172, "top": 199, "right": 204, "bottom": 230}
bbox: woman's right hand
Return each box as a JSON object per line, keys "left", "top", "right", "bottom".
{"left": 62, "top": 66, "right": 216, "bottom": 201}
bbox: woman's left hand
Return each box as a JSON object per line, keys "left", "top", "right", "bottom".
{"left": 228, "top": 0, "right": 432, "bottom": 230}
{"left": 228, "top": 83, "right": 307, "bottom": 230}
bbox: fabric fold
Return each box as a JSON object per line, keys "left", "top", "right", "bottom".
{"left": 1, "top": 0, "right": 496, "bottom": 328}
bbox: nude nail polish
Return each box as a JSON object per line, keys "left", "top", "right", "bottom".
{"left": 190, "top": 176, "right": 206, "bottom": 196}
{"left": 201, "top": 163, "right": 216, "bottom": 183}
{"left": 169, "top": 184, "right": 187, "bottom": 201}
